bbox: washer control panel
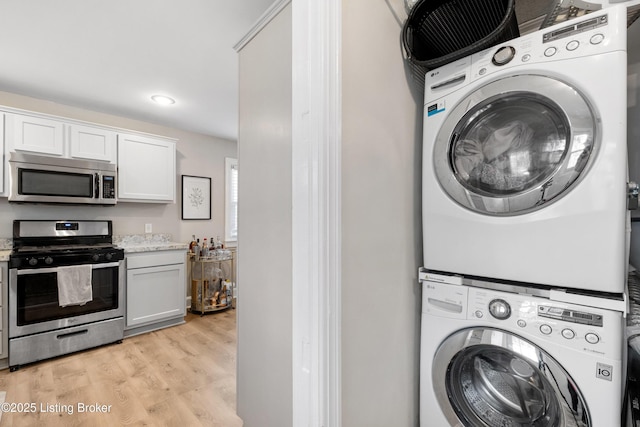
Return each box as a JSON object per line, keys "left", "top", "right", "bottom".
{"left": 467, "top": 6, "right": 625, "bottom": 81}
{"left": 542, "top": 13, "right": 608, "bottom": 43}
{"left": 465, "top": 285, "right": 622, "bottom": 360}
{"left": 423, "top": 4, "right": 628, "bottom": 105}
{"left": 538, "top": 305, "right": 603, "bottom": 326}
{"left": 421, "top": 279, "right": 623, "bottom": 359}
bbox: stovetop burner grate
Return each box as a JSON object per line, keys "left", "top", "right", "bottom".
{"left": 10, "top": 220, "right": 123, "bottom": 269}
{"left": 14, "top": 243, "right": 117, "bottom": 254}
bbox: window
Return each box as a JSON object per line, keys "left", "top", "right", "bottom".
{"left": 225, "top": 157, "right": 238, "bottom": 243}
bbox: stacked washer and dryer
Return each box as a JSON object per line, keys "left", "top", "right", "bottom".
{"left": 419, "top": 4, "right": 633, "bottom": 427}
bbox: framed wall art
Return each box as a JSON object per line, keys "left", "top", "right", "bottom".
{"left": 182, "top": 175, "right": 211, "bottom": 220}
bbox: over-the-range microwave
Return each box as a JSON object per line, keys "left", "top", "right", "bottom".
{"left": 8, "top": 151, "right": 117, "bottom": 205}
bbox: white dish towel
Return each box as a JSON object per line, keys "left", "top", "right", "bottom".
{"left": 57, "top": 265, "right": 93, "bottom": 307}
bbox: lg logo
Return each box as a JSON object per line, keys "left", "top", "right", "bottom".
{"left": 596, "top": 362, "right": 613, "bottom": 381}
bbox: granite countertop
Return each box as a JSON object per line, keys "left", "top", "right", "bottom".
{"left": 0, "top": 238, "right": 11, "bottom": 262}
{"left": 0, "top": 235, "right": 191, "bottom": 259}
{"left": 114, "top": 234, "right": 189, "bottom": 254}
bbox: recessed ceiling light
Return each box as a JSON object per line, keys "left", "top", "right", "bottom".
{"left": 151, "top": 95, "right": 175, "bottom": 105}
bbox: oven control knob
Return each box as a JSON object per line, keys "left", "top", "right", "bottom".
{"left": 105, "top": 252, "right": 113, "bottom": 261}
{"left": 92, "top": 254, "right": 100, "bottom": 262}
{"left": 44, "top": 256, "right": 53, "bottom": 265}
{"left": 489, "top": 299, "right": 511, "bottom": 320}
{"left": 28, "top": 257, "right": 38, "bottom": 266}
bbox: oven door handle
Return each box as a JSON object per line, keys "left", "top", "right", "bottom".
{"left": 15, "top": 262, "right": 121, "bottom": 276}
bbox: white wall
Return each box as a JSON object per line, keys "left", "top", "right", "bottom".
{"left": 236, "top": 4, "right": 293, "bottom": 427}
{"left": 341, "top": 1, "right": 422, "bottom": 426}
{"left": 235, "top": 0, "right": 421, "bottom": 425}
{"left": 0, "top": 90, "right": 236, "bottom": 243}
{"left": 627, "top": 19, "right": 640, "bottom": 265}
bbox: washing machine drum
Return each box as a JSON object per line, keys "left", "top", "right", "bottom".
{"left": 433, "top": 328, "right": 590, "bottom": 426}
{"left": 433, "top": 74, "right": 598, "bottom": 215}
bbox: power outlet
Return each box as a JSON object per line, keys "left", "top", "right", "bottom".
{"left": 145, "top": 223, "right": 152, "bottom": 233}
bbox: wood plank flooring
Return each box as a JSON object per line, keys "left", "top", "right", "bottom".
{"left": 0, "top": 309, "right": 241, "bottom": 427}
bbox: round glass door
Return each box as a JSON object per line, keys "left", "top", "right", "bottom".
{"left": 433, "top": 74, "right": 598, "bottom": 215}
{"left": 433, "top": 328, "right": 590, "bottom": 427}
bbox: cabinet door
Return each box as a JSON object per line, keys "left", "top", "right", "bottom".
{"left": 69, "top": 124, "right": 116, "bottom": 163}
{"left": 118, "top": 133, "right": 176, "bottom": 202}
{"left": 8, "top": 113, "right": 64, "bottom": 156}
{"left": 0, "top": 113, "right": 4, "bottom": 194}
{"left": 126, "top": 262, "right": 185, "bottom": 328}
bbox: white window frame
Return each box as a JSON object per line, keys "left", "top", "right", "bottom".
{"left": 225, "top": 157, "right": 238, "bottom": 244}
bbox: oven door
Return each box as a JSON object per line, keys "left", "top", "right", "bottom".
{"left": 9, "top": 261, "right": 124, "bottom": 338}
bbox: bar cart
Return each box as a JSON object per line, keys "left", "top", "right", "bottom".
{"left": 189, "top": 250, "right": 235, "bottom": 314}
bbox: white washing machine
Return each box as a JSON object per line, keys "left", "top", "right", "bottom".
{"left": 422, "top": 5, "right": 629, "bottom": 293}
{"left": 419, "top": 272, "right": 626, "bottom": 427}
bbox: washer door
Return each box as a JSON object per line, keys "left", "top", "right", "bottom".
{"left": 433, "top": 74, "right": 598, "bottom": 215}
{"left": 433, "top": 328, "right": 590, "bottom": 427}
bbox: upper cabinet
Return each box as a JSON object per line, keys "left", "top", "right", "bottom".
{"left": 117, "top": 133, "right": 176, "bottom": 203}
{"left": 0, "top": 113, "right": 4, "bottom": 194}
{"left": 0, "top": 108, "right": 177, "bottom": 202}
{"left": 7, "top": 113, "right": 65, "bottom": 156}
{"left": 69, "top": 124, "right": 117, "bottom": 163}
{"left": 5, "top": 113, "right": 116, "bottom": 163}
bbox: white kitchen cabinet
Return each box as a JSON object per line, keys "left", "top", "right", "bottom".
{"left": 124, "top": 250, "right": 186, "bottom": 335}
{"left": 117, "top": 133, "right": 176, "bottom": 203}
{"left": 7, "top": 113, "right": 65, "bottom": 156}
{"left": 5, "top": 112, "right": 117, "bottom": 164}
{"left": 69, "top": 124, "right": 116, "bottom": 163}
{"left": 0, "top": 113, "right": 4, "bottom": 194}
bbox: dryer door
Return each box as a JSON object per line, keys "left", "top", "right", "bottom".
{"left": 434, "top": 74, "right": 598, "bottom": 215}
{"left": 433, "top": 327, "right": 590, "bottom": 427}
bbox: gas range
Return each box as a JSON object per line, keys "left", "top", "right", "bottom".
{"left": 8, "top": 219, "right": 125, "bottom": 370}
{"left": 10, "top": 220, "right": 124, "bottom": 269}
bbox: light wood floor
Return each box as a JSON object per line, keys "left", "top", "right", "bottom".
{"left": 0, "top": 309, "right": 241, "bottom": 427}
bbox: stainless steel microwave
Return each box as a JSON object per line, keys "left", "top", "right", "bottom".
{"left": 8, "top": 152, "right": 117, "bottom": 205}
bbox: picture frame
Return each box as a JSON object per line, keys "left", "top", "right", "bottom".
{"left": 182, "top": 175, "right": 211, "bottom": 220}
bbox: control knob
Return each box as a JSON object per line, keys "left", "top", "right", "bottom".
{"left": 492, "top": 46, "right": 516, "bottom": 66}
{"left": 28, "top": 258, "right": 38, "bottom": 266}
{"left": 44, "top": 256, "right": 53, "bottom": 265}
{"left": 489, "top": 299, "right": 511, "bottom": 320}
{"left": 92, "top": 254, "right": 100, "bottom": 262}
{"left": 105, "top": 252, "right": 113, "bottom": 261}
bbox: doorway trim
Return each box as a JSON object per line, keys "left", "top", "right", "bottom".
{"left": 291, "top": 0, "right": 342, "bottom": 426}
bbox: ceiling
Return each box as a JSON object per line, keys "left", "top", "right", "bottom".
{"left": 0, "top": 0, "right": 275, "bottom": 141}
{"left": 0, "top": 1, "right": 555, "bottom": 142}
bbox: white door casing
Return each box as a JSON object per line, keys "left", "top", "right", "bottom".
{"left": 292, "top": 0, "right": 342, "bottom": 426}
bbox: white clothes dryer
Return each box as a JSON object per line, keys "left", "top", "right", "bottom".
{"left": 419, "top": 272, "right": 626, "bottom": 427}
{"left": 422, "top": 5, "right": 629, "bottom": 293}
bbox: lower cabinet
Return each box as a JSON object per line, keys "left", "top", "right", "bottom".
{"left": 124, "top": 250, "right": 186, "bottom": 337}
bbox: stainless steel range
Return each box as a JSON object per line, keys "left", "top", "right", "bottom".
{"left": 9, "top": 220, "right": 125, "bottom": 371}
